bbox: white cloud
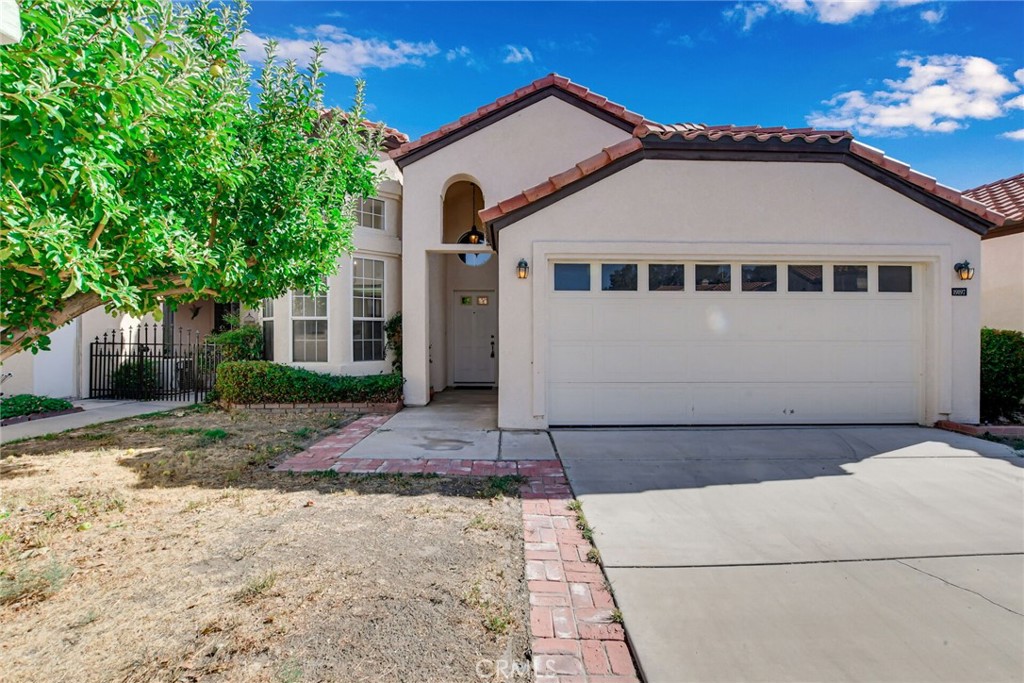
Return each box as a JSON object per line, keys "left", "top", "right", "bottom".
{"left": 808, "top": 55, "right": 1021, "bottom": 135}
{"left": 726, "top": 0, "right": 930, "bottom": 30}
{"left": 241, "top": 25, "right": 439, "bottom": 76}
{"left": 502, "top": 45, "right": 534, "bottom": 64}
{"left": 1015, "top": 68, "right": 1024, "bottom": 84}
{"left": 920, "top": 7, "right": 945, "bottom": 24}
{"left": 446, "top": 46, "right": 470, "bottom": 62}
{"left": 1006, "top": 94, "right": 1024, "bottom": 110}
{"left": 1001, "top": 128, "right": 1024, "bottom": 141}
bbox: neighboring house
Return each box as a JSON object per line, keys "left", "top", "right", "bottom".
{"left": 964, "top": 173, "right": 1024, "bottom": 332}
{"left": 1, "top": 297, "right": 225, "bottom": 399}
{"left": 262, "top": 73, "right": 1002, "bottom": 428}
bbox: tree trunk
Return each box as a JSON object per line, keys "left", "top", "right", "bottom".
{"left": 1, "top": 291, "right": 104, "bottom": 362}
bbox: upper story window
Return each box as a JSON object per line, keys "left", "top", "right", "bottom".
{"left": 356, "top": 197, "right": 385, "bottom": 230}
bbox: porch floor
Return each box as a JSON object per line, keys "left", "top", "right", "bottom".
{"left": 327, "top": 388, "right": 556, "bottom": 461}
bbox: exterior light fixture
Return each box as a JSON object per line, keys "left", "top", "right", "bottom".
{"left": 517, "top": 259, "right": 530, "bottom": 280}
{"left": 954, "top": 261, "right": 975, "bottom": 281}
{"left": 244, "top": 310, "right": 256, "bottom": 325}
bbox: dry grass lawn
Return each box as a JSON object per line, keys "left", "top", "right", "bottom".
{"left": 0, "top": 406, "right": 528, "bottom": 683}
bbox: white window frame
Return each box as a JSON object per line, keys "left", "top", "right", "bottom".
{"left": 352, "top": 257, "right": 386, "bottom": 362}
{"left": 355, "top": 197, "right": 385, "bottom": 230}
{"left": 261, "top": 297, "right": 275, "bottom": 361}
{"left": 291, "top": 284, "right": 328, "bottom": 363}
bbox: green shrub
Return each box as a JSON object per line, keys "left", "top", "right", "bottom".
{"left": 111, "top": 359, "right": 160, "bottom": 399}
{"left": 206, "top": 324, "right": 264, "bottom": 362}
{"left": 215, "top": 361, "right": 404, "bottom": 405}
{"left": 981, "top": 328, "right": 1024, "bottom": 422}
{"left": 0, "top": 394, "right": 74, "bottom": 420}
{"left": 384, "top": 311, "right": 402, "bottom": 373}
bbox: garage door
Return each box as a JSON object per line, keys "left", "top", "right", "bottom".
{"left": 547, "top": 261, "right": 923, "bottom": 426}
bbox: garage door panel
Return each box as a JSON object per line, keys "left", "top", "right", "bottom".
{"left": 546, "top": 262, "right": 923, "bottom": 426}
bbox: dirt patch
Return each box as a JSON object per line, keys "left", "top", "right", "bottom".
{"left": 0, "top": 407, "right": 529, "bottom": 682}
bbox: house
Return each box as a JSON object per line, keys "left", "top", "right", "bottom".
{"left": 259, "top": 74, "right": 1003, "bottom": 428}
{"left": 964, "top": 173, "right": 1024, "bottom": 332}
{"left": 6, "top": 74, "right": 1004, "bottom": 428}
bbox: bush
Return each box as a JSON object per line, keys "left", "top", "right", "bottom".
{"left": 0, "top": 394, "right": 74, "bottom": 420}
{"left": 206, "top": 324, "right": 264, "bottom": 362}
{"left": 215, "top": 361, "right": 404, "bottom": 405}
{"left": 980, "top": 328, "right": 1024, "bottom": 422}
{"left": 111, "top": 359, "right": 160, "bottom": 399}
{"left": 384, "top": 311, "right": 402, "bottom": 373}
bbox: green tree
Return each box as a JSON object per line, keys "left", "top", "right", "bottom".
{"left": 1, "top": 0, "right": 383, "bottom": 360}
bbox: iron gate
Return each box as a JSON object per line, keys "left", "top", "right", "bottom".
{"left": 89, "top": 324, "right": 223, "bottom": 402}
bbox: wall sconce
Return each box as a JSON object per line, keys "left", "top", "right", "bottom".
{"left": 516, "top": 258, "right": 530, "bottom": 280}
{"left": 954, "top": 261, "right": 975, "bottom": 281}
{"left": 244, "top": 311, "right": 256, "bottom": 325}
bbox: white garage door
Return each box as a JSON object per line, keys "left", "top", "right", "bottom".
{"left": 547, "top": 261, "right": 923, "bottom": 426}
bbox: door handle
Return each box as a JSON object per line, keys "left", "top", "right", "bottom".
{"left": 490, "top": 340, "right": 495, "bottom": 358}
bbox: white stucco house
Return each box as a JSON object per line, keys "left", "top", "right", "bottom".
{"left": 5, "top": 74, "right": 1005, "bottom": 428}
{"left": 258, "top": 74, "right": 1004, "bottom": 429}
{"left": 964, "top": 173, "right": 1024, "bottom": 332}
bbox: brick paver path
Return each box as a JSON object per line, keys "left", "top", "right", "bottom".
{"left": 275, "top": 422, "right": 641, "bottom": 682}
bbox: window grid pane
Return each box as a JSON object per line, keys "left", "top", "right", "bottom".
{"left": 601, "top": 264, "right": 638, "bottom": 291}
{"left": 356, "top": 198, "right": 385, "bottom": 230}
{"left": 878, "top": 265, "right": 912, "bottom": 292}
{"left": 741, "top": 264, "right": 777, "bottom": 292}
{"left": 352, "top": 257, "right": 385, "bottom": 361}
{"left": 695, "top": 264, "right": 732, "bottom": 291}
{"left": 788, "top": 265, "right": 823, "bottom": 292}
{"left": 554, "top": 264, "right": 590, "bottom": 291}
{"left": 834, "top": 265, "right": 868, "bottom": 292}
{"left": 649, "top": 264, "right": 684, "bottom": 291}
{"left": 292, "top": 320, "right": 327, "bottom": 362}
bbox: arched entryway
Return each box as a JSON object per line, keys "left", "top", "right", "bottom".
{"left": 436, "top": 180, "right": 498, "bottom": 388}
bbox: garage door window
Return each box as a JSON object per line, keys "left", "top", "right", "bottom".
{"left": 601, "top": 264, "right": 637, "bottom": 291}
{"left": 788, "top": 265, "right": 823, "bottom": 292}
{"left": 834, "top": 265, "right": 868, "bottom": 292}
{"left": 649, "top": 264, "right": 684, "bottom": 291}
{"left": 554, "top": 264, "right": 590, "bottom": 291}
{"left": 878, "top": 265, "right": 912, "bottom": 292}
{"left": 696, "top": 264, "right": 731, "bottom": 291}
{"left": 741, "top": 264, "right": 777, "bottom": 292}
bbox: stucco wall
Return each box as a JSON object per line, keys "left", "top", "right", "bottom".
{"left": 981, "top": 231, "right": 1024, "bottom": 331}
{"left": 399, "top": 95, "right": 632, "bottom": 404}
{"left": 497, "top": 158, "right": 982, "bottom": 428}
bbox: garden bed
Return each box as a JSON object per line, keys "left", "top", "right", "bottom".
{"left": 0, "top": 406, "right": 528, "bottom": 683}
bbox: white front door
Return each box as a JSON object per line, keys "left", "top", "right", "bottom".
{"left": 452, "top": 291, "right": 497, "bottom": 385}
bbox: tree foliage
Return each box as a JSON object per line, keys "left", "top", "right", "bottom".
{"left": 1, "top": 0, "right": 383, "bottom": 359}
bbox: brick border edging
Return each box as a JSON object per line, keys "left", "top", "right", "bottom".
{"left": 232, "top": 399, "right": 403, "bottom": 415}
{"left": 0, "top": 406, "right": 84, "bottom": 426}
{"left": 935, "top": 420, "right": 1024, "bottom": 438}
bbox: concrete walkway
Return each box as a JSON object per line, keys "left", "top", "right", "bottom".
{"left": 1, "top": 399, "right": 192, "bottom": 444}
{"left": 340, "top": 389, "right": 556, "bottom": 460}
{"left": 556, "top": 427, "right": 1024, "bottom": 683}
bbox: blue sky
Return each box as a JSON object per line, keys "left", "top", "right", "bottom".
{"left": 243, "top": 1, "right": 1024, "bottom": 191}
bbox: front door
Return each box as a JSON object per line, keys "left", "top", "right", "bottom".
{"left": 452, "top": 291, "right": 497, "bottom": 385}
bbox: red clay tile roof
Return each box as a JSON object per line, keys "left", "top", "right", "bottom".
{"left": 964, "top": 173, "right": 1024, "bottom": 224}
{"left": 636, "top": 122, "right": 852, "bottom": 144}
{"left": 319, "top": 109, "right": 409, "bottom": 150}
{"left": 389, "top": 73, "right": 651, "bottom": 161}
{"left": 479, "top": 121, "right": 1005, "bottom": 228}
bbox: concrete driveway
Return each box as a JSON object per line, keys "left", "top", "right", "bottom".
{"left": 554, "top": 427, "right": 1024, "bottom": 683}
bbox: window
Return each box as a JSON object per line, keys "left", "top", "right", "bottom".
{"left": 878, "top": 265, "right": 912, "bottom": 293}
{"left": 741, "top": 264, "right": 777, "bottom": 292}
{"left": 602, "top": 264, "right": 637, "bottom": 291}
{"left": 353, "top": 257, "right": 385, "bottom": 362}
{"left": 261, "top": 298, "right": 274, "bottom": 361}
{"left": 649, "top": 264, "right": 684, "bottom": 291}
{"left": 695, "top": 264, "right": 731, "bottom": 291}
{"left": 355, "top": 197, "right": 385, "bottom": 230}
{"left": 161, "top": 301, "right": 176, "bottom": 354}
{"left": 788, "top": 265, "right": 823, "bottom": 292}
{"left": 554, "top": 264, "right": 590, "bottom": 291}
{"left": 834, "top": 265, "right": 868, "bottom": 292}
{"left": 292, "top": 285, "right": 327, "bottom": 362}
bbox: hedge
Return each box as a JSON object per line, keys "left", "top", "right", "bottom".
{"left": 215, "top": 361, "right": 404, "bottom": 405}
{"left": 1, "top": 394, "right": 74, "bottom": 420}
{"left": 981, "top": 328, "right": 1024, "bottom": 422}
{"left": 206, "top": 324, "right": 264, "bottom": 361}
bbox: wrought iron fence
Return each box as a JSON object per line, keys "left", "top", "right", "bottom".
{"left": 89, "top": 324, "right": 223, "bottom": 402}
